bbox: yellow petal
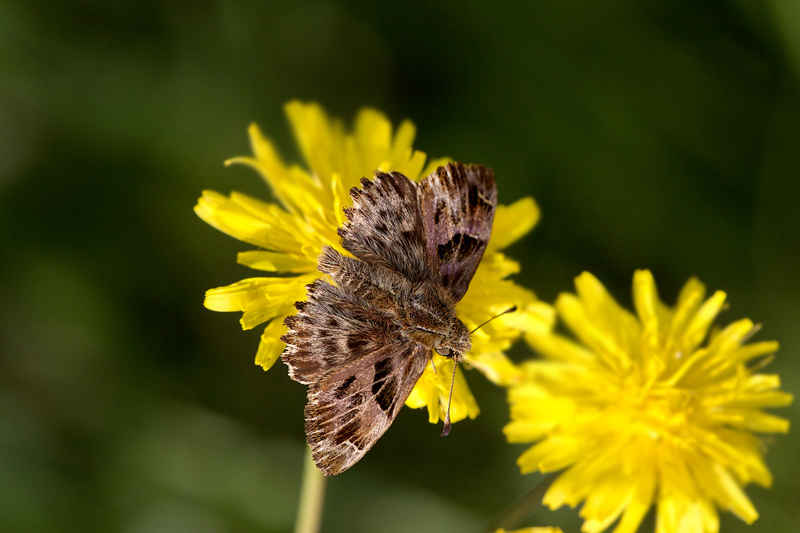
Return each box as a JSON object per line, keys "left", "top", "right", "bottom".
{"left": 204, "top": 277, "right": 275, "bottom": 312}
{"left": 489, "top": 197, "right": 541, "bottom": 250}
{"left": 580, "top": 472, "right": 633, "bottom": 533}
{"left": 419, "top": 156, "right": 452, "bottom": 179}
{"left": 390, "top": 119, "right": 417, "bottom": 163}
{"left": 517, "top": 436, "right": 583, "bottom": 474}
{"left": 405, "top": 355, "right": 479, "bottom": 424}
{"left": 556, "top": 292, "right": 631, "bottom": 372}
{"left": 496, "top": 528, "right": 564, "bottom": 533}
{"left": 256, "top": 317, "right": 290, "bottom": 370}
{"left": 682, "top": 290, "right": 727, "bottom": 352}
{"left": 284, "top": 100, "right": 338, "bottom": 184}
{"left": 237, "top": 250, "right": 316, "bottom": 273}
{"left": 613, "top": 460, "right": 656, "bottom": 533}
{"left": 203, "top": 275, "right": 316, "bottom": 330}
{"left": 466, "top": 351, "right": 522, "bottom": 386}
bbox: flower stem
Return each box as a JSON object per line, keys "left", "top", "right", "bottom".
{"left": 294, "top": 447, "right": 327, "bottom": 533}
{"left": 484, "top": 474, "right": 555, "bottom": 533}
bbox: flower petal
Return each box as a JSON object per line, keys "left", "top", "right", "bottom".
{"left": 256, "top": 317, "right": 290, "bottom": 370}
{"left": 237, "top": 250, "right": 316, "bottom": 272}
{"left": 405, "top": 355, "right": 479, "bottom": 424}
{"left": 488, "top": 197, "right": 541, "bottom": 250}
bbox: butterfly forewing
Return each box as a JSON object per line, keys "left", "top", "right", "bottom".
{"left": 418, "top": 163, "right": 497, "bottom": 301}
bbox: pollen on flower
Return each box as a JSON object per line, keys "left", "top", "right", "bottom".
{"left": 504, "top": 270, "right": 792, "bottom": 533}
{"left": 196, "top": 101, "right": 552, "bottom": 422}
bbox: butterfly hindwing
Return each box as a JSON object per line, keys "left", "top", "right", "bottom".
{"left": 418, "top": 162, "right": 497, "bottom": 301}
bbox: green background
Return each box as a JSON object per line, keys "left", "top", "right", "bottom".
{"left": 2, "top": 1, "right": 799, "bottom": 531}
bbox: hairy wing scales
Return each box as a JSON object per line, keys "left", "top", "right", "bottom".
{"left": 338, "top": 171, "right": 428, "bottom": 283}
{"left": 282, "top": 276, "right": 398, "bottom": 384}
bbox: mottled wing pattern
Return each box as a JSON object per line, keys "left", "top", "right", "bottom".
{"left": 282, "top": 249, "right": 428, "bottom": 475}
{"left": 304, "top": 342, "right": 428, "bottom": 475}
{"left": 338, "top": 171, "right": 429, "bottom": 283}
{"left": 418, "top": 162, "right": 497, "bottom": 300}
{"left": 282, "top": 274, "right": 392, "bottom": 386}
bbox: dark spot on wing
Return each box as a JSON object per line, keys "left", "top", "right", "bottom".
{"left": 458, "top": 234, "right": 482, "bottom": 258}
{"left": 376, "top": 377, "right": 397, "bottom": 411}
{"left": 350, "top": 392, "right": 365, "bottom": 407}
{"left": 371, "top": 357, "right": 393, "bottom": 395}
{"left": 387, "top": 174, "right": 410, "bottom": 199}
{"left": 437, "top": 233, "right": 462, "bottom": 262}
{"left": 322, "top": 338, "right": 338, "bottom": 357}
{"left": 334, "top": 376, "right": 356, "bottom": 399}
{"left": 347, "top": 336, "right": 369, "bottom": 353}
{"left": 327, "top": 317, "right": 338, "bottom": 328}
{"left": 437, "top": 233, "right": 485, "bottom": 264}
{"left": 374, "top": 358, "right": 392, "bottom": 382}
{"left": 401, "top": 230, "right": 422, "bottom": 246}
{"left": 335, "top": 419, "right": 361, "bottom": 445}
{"left": 468, "top": 185, "right": 479, "bottom": 208}
{"left": 434, "top": 199, "right": 446, "bottom": 225}
{"left": 351, "top": 434, "right": 369, "bottom": 450}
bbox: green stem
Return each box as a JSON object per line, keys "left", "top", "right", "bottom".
{"left": 294, "top": 447, "right": 327, "bottom": 533}
{"left": 484, "top": 474, "right": 555, "bottom": 533}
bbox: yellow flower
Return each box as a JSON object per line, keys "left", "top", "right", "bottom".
{"left": 496, "top": 528, "right": 564, "bottom": 533}
{"left": 196, "top": 101, "right": 551, "bottom": 425}
{"left": 504, "top": 270, "right": 792, "bottom": 533}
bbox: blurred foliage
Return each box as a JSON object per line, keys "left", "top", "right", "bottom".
{"left": 1, "top": 1, "right": 799, "bottom": 532}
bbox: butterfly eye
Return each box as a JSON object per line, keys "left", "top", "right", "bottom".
{"left": 435, "top": 347, "right": 451, "bottom": 356}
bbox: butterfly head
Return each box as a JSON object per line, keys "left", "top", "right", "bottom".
{"left": 432, "top": 318, "right": 471, "bottom": 362}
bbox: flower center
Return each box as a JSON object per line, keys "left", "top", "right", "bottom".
{"left": 616, "top": 375, "right": 694, "bottom": 443}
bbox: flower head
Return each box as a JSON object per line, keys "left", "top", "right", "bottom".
{"left": 504, "top": 270, "right": 792, "bottom": 533}
{"left": 496, "top": 528, "right": 564, "bottom": 533}
{"left": 196, "top": 101, "right": 551, "bottom": 425}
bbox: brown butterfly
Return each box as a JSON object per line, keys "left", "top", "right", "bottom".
{"left": 281, "top": 162, "right": 496, "bottom": 475}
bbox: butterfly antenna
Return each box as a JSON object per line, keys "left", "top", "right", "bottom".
{"left": 469, "top": 305, "right": 517, "bottom": 334}
{"left": 441, "top": 360, "right": 458, "bottom": 437}
{"left": 442, "top": 307, "right": 517, "bottom": 437}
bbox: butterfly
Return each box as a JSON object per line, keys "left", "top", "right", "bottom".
{"left": 281, "top": 162, "right": 496, "bottom": 475}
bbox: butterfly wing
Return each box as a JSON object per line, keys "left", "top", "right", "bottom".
{"left": 304, "top": 342, "right": 428, "bottom": 475}
{"left": 338, "top": 171, "right": 429, "bottom": 284}
{"left": 282, "top": 269, "right": 427, "bottom": 475}
{"left": 418, "top": 162, "right": 497, "bottom": 301}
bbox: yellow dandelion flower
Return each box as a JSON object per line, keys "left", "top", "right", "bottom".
{"left": 496, "top": 528, "right": 564, "bottom": 533}
{"left": 504, "top": 270, "right": 792, "bottom": 533}
{"left": 196, "top": 101, "right": 551, "bottom": 425}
